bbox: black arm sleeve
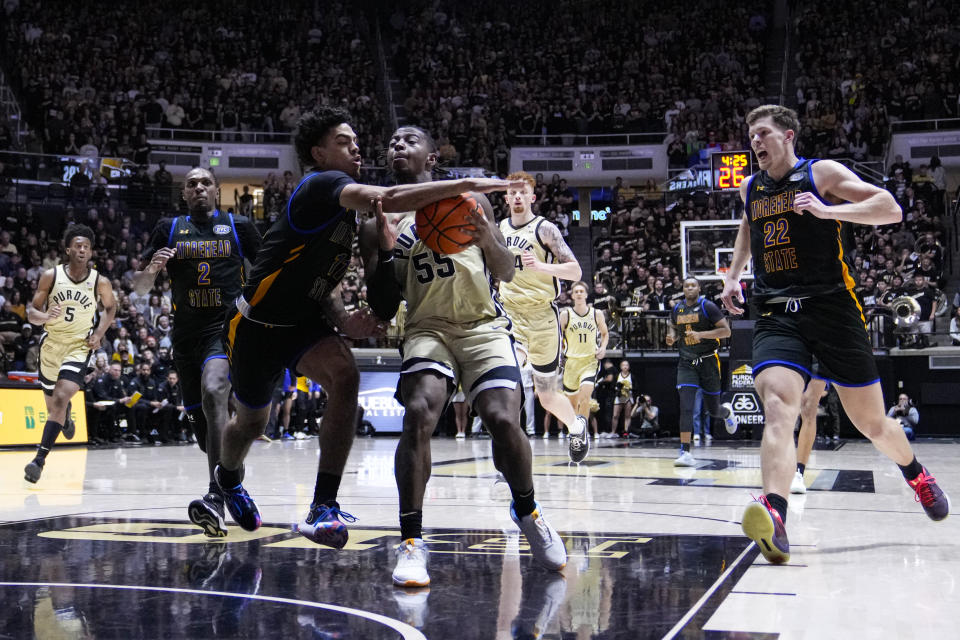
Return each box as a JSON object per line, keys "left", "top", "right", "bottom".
{"left": 366, "top": 252, "right": 403, "bottom": 321}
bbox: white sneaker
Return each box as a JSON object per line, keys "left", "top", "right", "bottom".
{"left": 673, "top": 450, "right": 697, "bottom": 467}
{"left": 790, "top": 470, "right": 807, "bottom": 494}
{"left": 392, "top": 538, "right": 430, "bottom": 587}
{"left": 693, "top": 433, "right": 701, "bottom": 443}
{"left": 541, "top": 432, "right": 550, "bottom": 440}
{"left": 510, "top": 503, "right": 567, "bottom": 571}
{"left": 455, "top": 432, "right": 465, "bottom": 440}
{"left": 722, "top": 402, "right": 738, "bottom": 434}
{"left": 705, "top": 433, "right": 713, "bottom": 443}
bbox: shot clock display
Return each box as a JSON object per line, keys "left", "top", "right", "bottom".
{"left": 711, "top": 151, "right": 752, "bottom": 191}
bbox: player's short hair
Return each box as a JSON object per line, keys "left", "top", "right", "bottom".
{"left": 746, "top": 104, "right": 800, "bottom": 134}
{"left": 571, "top": 280, "right": 589, "bottom": 292}
{"left": 63, "top": 224, "right": 94, "bottom": 248}
{"left": 295, "top": 106, "right": 353, "bottom": 166}
{"left": 506, "top": 171, "right": 536, "bottom": 191}
{"left": 683, "top": 276, "right": 700, "bottom": 286}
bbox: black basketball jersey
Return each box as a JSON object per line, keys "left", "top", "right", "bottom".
{"left": 144, "top": 211, "right": 260, "bottom": 339}
{"left": 745, "top": 158, "right": 858, "bottom": 301}
{"left": 671, "top": 296, "right": 723, "bottom": 358}
{"left": 241, "top": 170, "right": 357, "bottom": 325}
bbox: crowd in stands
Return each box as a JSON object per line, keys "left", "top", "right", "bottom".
{"left": 1, "top": 0, "right": 387, "bottom": 163}
{"left": 790, "top": 0, "right": 958, "bottom": 165}
{"left": 387, "top": 0, "right": 769, "bottom": 173}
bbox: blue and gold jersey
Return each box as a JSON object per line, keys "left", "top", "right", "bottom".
{"left": 144, "top": 211, "right": 260, "bottom": 338}
{"left": 745, "top": 158, "right": 858, "bottom": 301}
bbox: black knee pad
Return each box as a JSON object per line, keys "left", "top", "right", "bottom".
{"left": 187, "top": 408, "right": 209, "bottom": 453}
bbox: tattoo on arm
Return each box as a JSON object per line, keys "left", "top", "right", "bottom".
{"left": 541, "top": 222, "right": 577, "bottom": 263}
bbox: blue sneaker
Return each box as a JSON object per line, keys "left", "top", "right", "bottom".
{"left": 741, "top": 495, "right": 790, "bottom": 564}
{"left": 215, "top": 464, "right": 261, "bottom": 532}
{"left": 298, "top": 502, "right": 357, "bottom": 549}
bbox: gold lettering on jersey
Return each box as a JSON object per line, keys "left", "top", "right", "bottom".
{"left": 675, "top": 312, "right": 700, "bottom": 325}
{"left": 50, "top": 289, "right": 94, "bottom": 311}
{"left": 175, "top": 240, "right": 232, "bottom": 259}
{"left": 751, "top": 189, "right": 798, "bottom": 221}
{"left": 329, "top": 221, "right": 354, "bottom": 249}
{"left": 188, "top": 288, "right": 223, "bottom": 308}
{"left": 308, "top": 276, "right": 330, "bottom": 302}
{"left": 762, "top": 247, "right": 799, "bottom": 273}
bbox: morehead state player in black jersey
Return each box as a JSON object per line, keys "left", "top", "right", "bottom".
{"left": 719, "top": 105, "right": 948, "bottom": 565}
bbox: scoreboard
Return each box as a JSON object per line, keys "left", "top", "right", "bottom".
{"left": 710, "top": 151, "right": 752, "bottom": 191}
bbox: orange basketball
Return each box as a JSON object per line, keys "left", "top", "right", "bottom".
{"left": 415, "top": 193, "right": 480, "bottom": 255}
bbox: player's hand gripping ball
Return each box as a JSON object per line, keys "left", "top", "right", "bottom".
{"left": 415, "top": 194, "right": 481, "bottom": 255}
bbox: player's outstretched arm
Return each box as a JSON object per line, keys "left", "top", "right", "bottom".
{"left": 522, "top": 221, "right": 582, "bottom": 281}
{"left": 339, "top": 178, "right": 524, "bottom": 214}
{"left": 795, "top": 160, "right": 902, "bottom": 226}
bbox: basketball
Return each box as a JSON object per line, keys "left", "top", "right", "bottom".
{"left": 415, "top": 194, "right": 481, "bottom": 255}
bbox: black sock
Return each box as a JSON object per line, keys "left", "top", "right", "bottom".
{"left": 399, "top": 510, "right": 423, "bottom": 541}
{"left": 797, "top": 462, "right": 806, "bottom": 475}
{"left": 208, "top": 481, "right": 221, "bottom": 497}
{"left": 766, "top": 493, "right": 788, "bottom": 524}
{"left": 680, "top": 441, "right": 691, "bottom": 453}
{"left": 898, "top": 456, "right": 924, "bottom": 482}
{"left": 313, "top": 471, "right": 342, "bottom": 507}
{"left": 216, "top": 464, "right": 243, "bottom": 488}
{"left": 33, "top": 446, "right": 50, "bottom": 466}
{"left": 39, "top": 420, "right": 63, "bottom": 452}
{"left": 511, "top": 487, "right": 536, "bottom": 518}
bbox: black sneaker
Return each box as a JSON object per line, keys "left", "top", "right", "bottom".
{"left": 214, "top": 464, "right": 261, "bottom": 531}
{"left": 188, "top": 492, "right": 229, "bottom": 537}
{"left": 62, "top": 414, "right": 75, "bottom": 440}
{"left": 568, "top": 416, "right": 589, "bottom": 464}
{"left": 908, "top": 468, "right": 950, "bottom": 521}
{"left": 24, "top": 459, "right": 44, "bottom": 483}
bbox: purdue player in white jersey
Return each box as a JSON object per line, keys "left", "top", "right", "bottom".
{"left": 24, "top": 225, "right": 117, "bottom": 483}
{"left": 361, "top": 126, "right": 566, "bottom": 589}
{"left": 499, "top": 171, "right": 588, "bottom": 463}
{"left": 560, "top": 281, "right": 608, "bottom": 437}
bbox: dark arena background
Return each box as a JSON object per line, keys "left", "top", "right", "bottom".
{"left": 1, "top": 1, "right": 959, "bottom": 638}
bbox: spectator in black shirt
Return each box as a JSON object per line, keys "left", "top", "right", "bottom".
{"left": 90, "top": 362, "right": 137, "bottom": 442}
{"left": 158, "top": 369, "right": 186, "bottom": 443}
{"left": 132, "top": 362, "right": 164, "bottom": 442}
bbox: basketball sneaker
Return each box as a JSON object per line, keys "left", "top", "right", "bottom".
{"left": 188, "top": 492, "right": 228, "bottom": 538}
{"left": 790, "top": 470, "right": 807, "bottom": 495}
{"left": 392, "top": 538, "right": 430, "bottom": 587}
{"left": 24, "top": 459, "right": 43, "bottom": 484}
{"left": 298, "top": 502, "right": 357, "bottom": 549}
{"left": 722, "top": 402, "right": 737, "bottom": 434}
{"left": 908, "top": 468, "right": 950, "bottom": 521}
{"left": 62, "top": 414, "right": 76, "bottom": 440}
{"left": 673, "top": 450, "right": 696, "bottom": 467}
{"left": 510, "top": 502, "right": 567, "bottom": 571}
{"left": 568, "top": 416, "right": 589, "bottom": 464}
{"left": 214, "top": 464, "right": 261, "bottom": 532}
{"left": 741, "top": 495, "right": 790, "bottom": 564}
